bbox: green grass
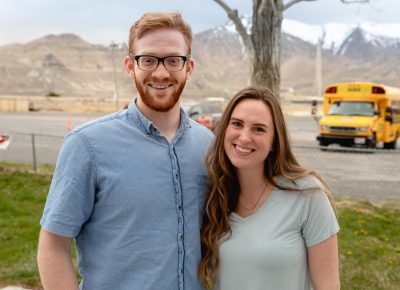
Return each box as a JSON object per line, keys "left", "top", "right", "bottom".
{"left": 337, "top": 199, "right": 400, "bottom": 290}
{"left": 0, "top": 170, "right": 50, "bottom": 289}
{"left": 0, "top": 161, "right": 54, "bottom": 176}
{"left": 0, "top": 164, "right": 399, "bottom": 289}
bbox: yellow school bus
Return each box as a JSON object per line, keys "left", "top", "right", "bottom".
{"left": 317, "top": 82, "right": 400, "bottom": 149}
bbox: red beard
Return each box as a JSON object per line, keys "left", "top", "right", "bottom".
{"left": 135, "top": 74, "right": 186, "bottom": 112}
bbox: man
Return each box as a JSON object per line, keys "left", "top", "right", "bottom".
{"left": 37, "top": 12, "right": 213, "bottom": 290}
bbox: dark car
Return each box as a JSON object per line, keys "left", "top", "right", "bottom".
{"left": 186, "top": 101, "right": 224, "bottom": 130}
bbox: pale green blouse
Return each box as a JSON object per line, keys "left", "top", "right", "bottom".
{"left": 215, "top": 176, "right": 339, "bottom": 290}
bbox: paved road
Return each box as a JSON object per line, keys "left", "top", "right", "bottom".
{"left": 0, "top": 111, "right": 321, "bottom": 163}
{"left": 0, "top": 112, "right": 103, "bottom": 164}
{"left": 1, "top": 111, "right": 399, "bottom": 202}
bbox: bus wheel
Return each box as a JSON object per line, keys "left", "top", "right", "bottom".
{"left": 384, "top": 140, "right": 397, "bottom": 150}
{"left": 319, "top": 140, "right": 328, "bottom": 151}
{"left": 368, "top": 134, "right": 377, "bottom": 149}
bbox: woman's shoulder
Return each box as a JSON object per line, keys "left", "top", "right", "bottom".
{"left": 274, "top": 175, "right": 333, "bottom": 216}
{"left": 275, "top": 174, "right": 322, "bottom": 192}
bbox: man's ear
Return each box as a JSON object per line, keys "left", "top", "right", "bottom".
{"left": 124, "top": 56, "right": 134, "bottom": 76}
{"left": 186, "top": 58, "right": 195, "bottom": 80}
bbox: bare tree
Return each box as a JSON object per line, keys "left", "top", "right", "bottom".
{"left": 213, "top": 0, "right": 371, "bottom": 98}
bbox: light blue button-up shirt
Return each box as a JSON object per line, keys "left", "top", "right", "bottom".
{"left": 40, "top": 101, "right": 213, "bottom": 290}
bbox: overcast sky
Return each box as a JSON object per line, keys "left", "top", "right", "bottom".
{"left": 0, "top": 0, "right": 398, "bottom": 46}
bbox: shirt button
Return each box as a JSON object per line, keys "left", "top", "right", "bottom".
{"left": 177, "top": 205, "right": 182, "bottom": 211}
{"left": 176, "top": 174, "right": 179, "bottom": 180}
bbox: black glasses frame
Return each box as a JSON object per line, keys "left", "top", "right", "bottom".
{"left": 129, "top": 53, "right": 190, "bottom": 72}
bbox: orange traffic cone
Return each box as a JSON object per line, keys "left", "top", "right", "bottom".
{"left": 66, "top": 113, "right": 73, "bottom": 132}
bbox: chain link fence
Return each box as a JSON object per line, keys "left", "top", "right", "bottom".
{"left": 0, "top": 132, "right": 64, "bottom": 170}
{"left": 293, "top": 145, "right": 400, "bottom": 203}
{"left": 1, "top": 130, "right": 399, "bottom": 203}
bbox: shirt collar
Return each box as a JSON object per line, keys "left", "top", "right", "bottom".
{"left": 127, "top": 99, "right": 191, "bottom": 140}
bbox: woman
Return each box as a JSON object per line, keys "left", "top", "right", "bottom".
{"left": 199, "top": 86, "right": 340, "bottom": 290}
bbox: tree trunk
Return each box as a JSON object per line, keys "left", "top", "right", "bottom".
{"left": 251, "top": 0, "right": 283, "bottom": 98}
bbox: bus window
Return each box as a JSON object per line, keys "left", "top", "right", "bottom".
{"left": 391, "top": 100, "right": 400, "bottom": 122}
{"left": 327, "top": 101, "right": 375, "bottom": 116}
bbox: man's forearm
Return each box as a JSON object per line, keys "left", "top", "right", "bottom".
{"left": 37, "top": 229, "right": 79, "bottom": 290}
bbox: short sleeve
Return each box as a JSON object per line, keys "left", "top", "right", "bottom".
{"left": 301, "top": 189, "right": 340, "bottom": 247}
{"left": 40, "top": 131, "right": 96, "bottom": 237}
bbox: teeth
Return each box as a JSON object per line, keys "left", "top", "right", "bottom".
{"left": 151, "top": 84, "right": 170, "bottom": 89}
{"left": 236, "top": 145, "right": 252, "bottom": 153}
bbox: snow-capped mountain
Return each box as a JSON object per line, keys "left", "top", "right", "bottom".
{"left": 222, "top": 15, "right": 400, "bottom": 54}
{"left": 282, "top": 19, "right": 400, "bottom": 53}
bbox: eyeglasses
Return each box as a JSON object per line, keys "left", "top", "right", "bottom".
{"left": 130, "top": 54, "right": 190, "bottom": 72}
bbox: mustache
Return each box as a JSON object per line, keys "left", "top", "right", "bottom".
{"left": 144, "top": 75, "right": 178, "bottom": 84}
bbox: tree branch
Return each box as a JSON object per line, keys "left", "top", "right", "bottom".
{"left": 284, "top": 0, "right": 370, "bottom": 11}
{"left": 340, "top": 0, "right": 370, "bottom": 3}
{"left": 284, "top": 0, "right": 317, "bottom": 10}
{"left": 213, "top": 0, "right": 253, "bottom": 53}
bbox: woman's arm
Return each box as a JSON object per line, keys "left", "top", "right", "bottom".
{"left": 308, "top": 234, "right": 340, "bottom": 290}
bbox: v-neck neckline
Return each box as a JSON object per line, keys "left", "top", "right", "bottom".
{"left": 230, "top": 186, "right": 276, "bottom": 222}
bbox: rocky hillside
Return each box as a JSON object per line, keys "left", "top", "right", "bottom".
{"left": 0, "top": 22, "right": 399, "bottom": 100}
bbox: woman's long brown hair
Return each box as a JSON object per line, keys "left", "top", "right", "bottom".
{"left": 199, "top": 86, "right": 335, "bottom": 288}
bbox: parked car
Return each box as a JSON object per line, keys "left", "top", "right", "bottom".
{"left": 0, "top": 134, "right": 11, "bottom": 150}
{"left": 186, "top": 101, "right": 224, "bottom": 130}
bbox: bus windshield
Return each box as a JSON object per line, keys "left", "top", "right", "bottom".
{"left": 327, "top": 101, "right": 375, "bottom": 116}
